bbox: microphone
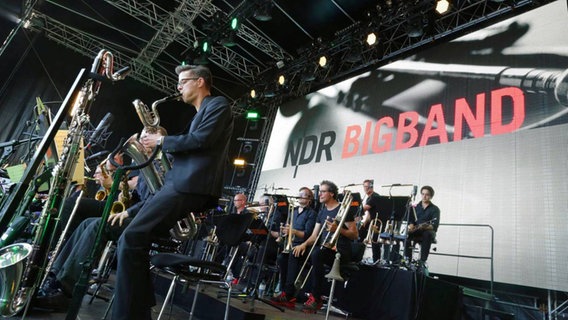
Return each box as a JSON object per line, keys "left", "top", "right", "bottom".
{"left": 369, "top": 179, "right": 374, "bottom": 188}
{"left": 412, "top": 185, "right": 418, "bottom": 197}
{"left": 86, "top": 113, "right": 114, "bottom": 149}
{"left": 85, "top": 150, "right": 110, "bottom": 161}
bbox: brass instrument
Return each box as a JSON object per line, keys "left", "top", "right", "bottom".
{"left": 364, "top": 216, "right": 383, "bottom": 245}
{"left": 0, "top": 49, "right": 124, "bottom": 317}
{"left": 281, "top": 198, "right": 296, "bottom": 254}
{"left": 294, "top": 191, "right": 353, "bottom": 290}
{"left": 201, "top": 226, "right": 218, "bottom": 262}
{"left": 95, "top": 189, "right": 107, "bottom": 201}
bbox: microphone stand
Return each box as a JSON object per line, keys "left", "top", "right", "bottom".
{"left": 248, "top": 200, "right": 285, "bottom": 313}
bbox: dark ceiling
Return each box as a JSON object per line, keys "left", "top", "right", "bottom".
{"left": 0, "top": 0, "right": 556, "bottom": 113}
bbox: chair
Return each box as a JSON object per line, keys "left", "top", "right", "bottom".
{"left": 150, "top": 212, "right": 254, "bottom": 320}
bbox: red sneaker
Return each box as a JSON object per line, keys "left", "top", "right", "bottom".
{"left": 302, "top": 293, "right": 322, "bottom": 313}
{"left": 271, "top": 292, "right": 296, "bottom": 309}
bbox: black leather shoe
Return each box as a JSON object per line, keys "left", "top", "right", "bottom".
{"left": 34, "top": 289, "right": 70, "bottom": 311}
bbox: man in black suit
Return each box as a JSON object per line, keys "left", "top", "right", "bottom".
{"left": 112, "top": 65, "right": 234, "bottom": 320}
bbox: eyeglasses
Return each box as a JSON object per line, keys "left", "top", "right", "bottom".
{"left": 177, "top": 77, "right": 199, "bottom": 87}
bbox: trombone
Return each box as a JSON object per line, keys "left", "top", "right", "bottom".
{"left": 294, "top": 191, "right": 353, "bottom": 290}
{"left": 279, "top": 197, "right": 297, "bottom": 254}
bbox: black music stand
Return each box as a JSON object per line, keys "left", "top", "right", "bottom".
{"left": 246, "top": 199, "right": 285, "bottom": 313}
{"left": 377, "top": 194, "right": 408, "bottom": 265}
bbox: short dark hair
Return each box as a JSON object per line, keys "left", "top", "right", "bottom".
{"left": 175, "top": 64, "right": 212, "bottom": 89}
{"left": 320, "top": 180, "right": 339, "bottom": 200}
{"left": 363, "top": 179, "right": 373, "bottom": 188}
{"left": 421, "top": 185, "right": 435, "bottom": 197}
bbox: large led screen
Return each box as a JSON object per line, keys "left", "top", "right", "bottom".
{"left": 256, "top": 1, "right": 568, "bottom": 291}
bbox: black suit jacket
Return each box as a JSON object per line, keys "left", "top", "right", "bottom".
{"left": 161, "top": 96, "right": 233, "bottom": 195}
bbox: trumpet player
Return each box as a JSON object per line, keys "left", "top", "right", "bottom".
{"left": 359, "top": 179, "right": 383, "bottom": 263}
{"left": 271, "top": 187, "right": 317, "bottom": 307}
{"left": 404, "top": 186, "right": 440, "bottom": 266}
{"left": 294, "top": 180, "right": 358, "bottom": 313}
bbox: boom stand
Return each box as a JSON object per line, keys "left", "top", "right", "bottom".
{"left": 248, "top": 201, "right": 284, "bottom": 313}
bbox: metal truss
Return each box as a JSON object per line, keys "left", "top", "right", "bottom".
{"left": 30, "top": 11, "right": 177, "bottom": 93}
{"left": 271, "top": 0, "right": 554, "bottom": 102}
{"left": 104, "top": 0, "right": 290, "bottom": 83}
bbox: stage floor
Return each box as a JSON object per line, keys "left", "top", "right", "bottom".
{"left": 9, "top": 278, "right": 357, "bottom": 320}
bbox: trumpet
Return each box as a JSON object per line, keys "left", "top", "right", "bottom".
{"left": 280, "top": 199, "right": 296, "bottom": 254}
{"left": 364, "top": 216, "right": 383, "bottom": 245}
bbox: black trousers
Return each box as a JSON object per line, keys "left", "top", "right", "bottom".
{"left": 52, "top": 216, "right": 127, "bottom": 294}
{"left": 276, "top": 245, "right": 306, "bottom": 297}
{"left": 112, "top": 181, "right": 213, "bottom": 320}
{"left": 405, "top": 229, "right": 436, "bottom": 262}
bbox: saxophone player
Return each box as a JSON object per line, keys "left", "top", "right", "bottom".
{"left": 271, "top": 187, "right": 316, "bottom": 307}
{"left": 294, "top": 180, "right": 358, "bottom": 313}
{"left": 35, "top": 127, "right": 166, "bottom": 311}
{"left": 113, "top": 64, "right": 234, "bottom": 320}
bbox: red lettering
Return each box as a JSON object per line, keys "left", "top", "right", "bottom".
{"left": 342, "top": 125, "right": 361, "bottom": 158}
{"left": 420, "top": 104, "right": 448, "bottom": 146}
{"left": 396, "top": 112, "right": 419, "bottom": 150}
{"left": 491, "top": 87, "right": 525, "bottom": 135}
{"left": 361, "top": 121, "right": 372, "bottom": 155}
{"left": 454, "top": 94, "right": 485, "bottom": 141}
{"left": 372, "top": 116, "right": 394, "bottom": 153}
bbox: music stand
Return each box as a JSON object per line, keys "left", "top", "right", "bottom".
{"left": 247, "top": 198, "right": 285, "bottom": 313}
{"left": 377, "top": 194, "right": 408, "bottom": 265}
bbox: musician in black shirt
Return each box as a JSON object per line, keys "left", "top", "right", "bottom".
{"left": 405, "top": 185, "right": 440, "bottom": 264}
{"left": 294, "top": 180, "right": 358, "bottom": 312}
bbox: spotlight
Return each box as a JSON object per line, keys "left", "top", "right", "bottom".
{"left": 435, "top": 0, "right": 450, "bottom": 14}
{"left": 250, "top": 89, "right": 257, "bottom": 99}
{"left": 201, "top": 40, "right": 211, "bottom": 53}
{"left": 234, "top": 158, "right": 246, "bottom": 166}
{"left": 230, "top": 17, "right": 239, "bottom": 30}
{"left": 407, "top": 17, "right": 424, "bottom": 38}
{"left": 278, "top": 75, "right": 285, "bottom": 85}
{"left": 246, "top": 110, "right": 260, "bottom": 120}
{"left": 366, "top": 32, "right": 377, "bottom": 46}
{"left": 254, "top": 0, "right": 273, "bottom": 21}
{"left": 318, "top": 55, "right": 327, "bottom": 68}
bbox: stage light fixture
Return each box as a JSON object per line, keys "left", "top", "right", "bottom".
{"left": 250, "top": 89, "right": 257, "bottom": 99}
{"left": 254, "top": 0, "right": 273, "bottom": 21}
{"left": 278, "top": 75, "right": 285, "bottom": 85}
{"left": 234, "top": 158, "right": 246, "bottom": 166}
{"left": 201, "top": 40, "right": 211, "bottom": 53}
{"left": 246, "top": 110, "right": 260, "bottom": 120}
{"left": 230, "top": 17, "right": 239, "bottom": 30}
{"left": 435, "top": 0, "right": 450, "bottom": 14}
{"left": 318, "top": 55, "right": 328, "bottom": 68}
{"left": 366, "top": 32, "right": 377, "bottom": 46}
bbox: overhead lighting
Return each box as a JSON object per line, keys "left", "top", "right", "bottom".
{"left": 201, "top": 40, "right": 211, "bottom": 53}
{"left": 250, "top": 89, "right": 257, "bottom": 99}
{"left": 234, "top": 158, "right": 246, "bottom": 166}
{"left": 278, "top": 75, "right": 285, "bottom": 85}
{"left": 254, "top": 0, "right": 273, "bottom": 21}
{"left": 366, "top": 32, "right": 378, "bottom": 46}
{"left": 246, "top": 110, "right": 260, "bottom": 120}
{"left": 318, "top": 55, "right": 327, "bottom": 68}
{"left": 230, "top": 17, "right": 239, "bottom": 30}
{"left": 435, "top": 0, "right": 450, "bottom": 14}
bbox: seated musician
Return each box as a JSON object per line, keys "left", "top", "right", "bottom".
{"left": 36, "top": 127, "right": 167, "bottom": 311}
{"left": 294, "top": 180, "right": 358, "bottom": 312}
{"left": 359, "top": 179, "right": 383, "bottom": 263}
{"left": 404, "top": 185, "right": 440, "bottom": 266}
{"left": 271, "top": 187, "right": 316, "bottom": 306}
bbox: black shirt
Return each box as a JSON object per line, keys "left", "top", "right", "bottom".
{"left": 316, "top": 204, "right": 355, "bottom": 248}
{"left": 411, "top": 202, "right": 440, "bottom": 231}
{"left": 364, "top": 192, "right": 381, "bottom": 220}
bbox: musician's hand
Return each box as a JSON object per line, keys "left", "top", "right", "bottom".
{"left": 108, "top": 211, "right": 129, "bottom": 226}
{"left": 326, "top": 220, "right": 337, "bottom": 233}
{"left": 281, "top": 225, "right": 290, "bottom": 236}
{"left": 408, "top": 224, "right": 416, "bottom": 233}
{"left": 293, "top": 243, "right": 306, "bottom": 257}
{"left": 141, "top": 133, "right": 163, "bottom": 149}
